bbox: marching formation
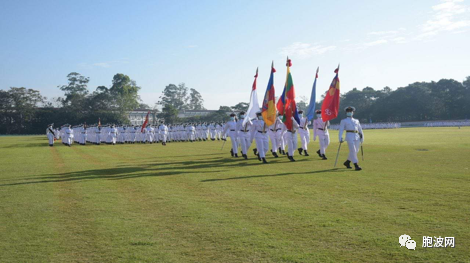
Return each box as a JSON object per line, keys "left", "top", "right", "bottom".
{"left": 46, "top": 122, "right": 230, "bottom": 147}
{"left": 46, "top": 58, "right": 366, "bottom": 171}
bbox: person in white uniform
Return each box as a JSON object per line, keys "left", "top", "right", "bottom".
{"left": 250, "top": 111, "right": 269, "bottom": 163}
{"left": 46, "top": 124, "right": 55, "bottom": 146}
{"left": 313, "top": 110, "right": 330, "bottom": 160}
{"left": 282, "top": 117, "right": 300, "bottom": 162}
{"left": 159, "top": 122, "right": 169, "bottom": 145}
{"left": 237, "top": 111, "right": 253, "bottom": 160}
{"left": 338, "top": 106, "right": 364, "bottom": 171}
{"left": 222, "top": 113, "right": 239, "bottom": 158}
{"left": 297, "top": 110, "right": 310, "bottom": 156}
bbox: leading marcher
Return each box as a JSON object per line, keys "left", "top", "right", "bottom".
{"left": 338, "top": 106, "right": 364, "bottom": 171}
{"left": 46, "top": 124, "right": 55, "bottom": 147}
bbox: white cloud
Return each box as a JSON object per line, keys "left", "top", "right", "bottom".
{"left": 364, "top": 39, "right": 388, "bottom": 46}
{"left": 419, "top": 0, "right": 470, "bottom": 38}
{"left": 187, "top": 45, "right": 198, "bottom": 48}
{"left": 280, "top": 42, "right": 336, "bottom": 59}
{"left": 391, "top": 37, "right": 408, "bottom": 44}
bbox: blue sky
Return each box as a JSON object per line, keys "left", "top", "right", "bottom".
{"left": 1, "top": 0, "right": 469, "bottom": 109}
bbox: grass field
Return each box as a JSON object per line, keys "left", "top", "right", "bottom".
{"left": 0, "top": 127, "right": 469, "bottom": 262}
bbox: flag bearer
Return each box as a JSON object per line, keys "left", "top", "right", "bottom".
{"left": 339, "top": 106, "right": 364, "bottom": 171}
{"left": 282, "top": 117, "right": 300, "bottom": 161}
{"left": 313, "top": 110, "right": 330, "bottom": 160}
{"left": 297, "top": 110, "right": 310, "bottom": 156}
{"left": 250, "top": 112, "right": 269, "bottom": 163}
{"left": 237, "top": 111, "right": 252, "bottom": 159}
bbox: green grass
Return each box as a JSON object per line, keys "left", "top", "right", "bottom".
{"left": 0, "top": 127, "right": 469, "bottom": 262}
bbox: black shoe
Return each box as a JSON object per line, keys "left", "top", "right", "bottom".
{"left": 298, "top": 148, "right": 303, "bottom": 155}
{"left": 243, "top": 154, "right": 248, "bottom": 160}
{"left": 234, "top": 154, "right": 238, "bottom": 158}
{"left": 282, "top": 150, "right": 286, "bottom": 155}
{"left": 321, "top": 154, "right": 327, "bottom": 160}
{"left": 316, "top": 150, "right": 322, "bottom": 157}
{"left": 273, "top": 152, "right": 279, "bottom": 158}
{"left": 271, "top": 151, "right": 276, "bottom": 157}
{"left": 230, "top": 149, "right": 234, "bottom": 157}
{"left": 253, "top": 148, "right": 258, "bottom": 155}
{"left": 354, "top": 163, "right": 362, "bottom": 171}
{"left": 304, "top": 150, "right": 309, "bottom": 156}
{"left": 262, "top": 158, "right": 268, "bottom": 164}
{"left": 344, "top": 160, "right": 352, "bottom": 169}
{"left": 257, "top": 153, "right": 261, "bottom": 161}
{"left": 278, "top": 147, "right": 282, "bottom": 154}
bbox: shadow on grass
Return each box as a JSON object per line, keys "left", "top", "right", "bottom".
{"left": 0, "top": 157, "right": 247, "bottom": 187}
{"left": 0, "top": 154, "right": 337, "bottom": 187}
{"left": 200, "top": 168, "right": 345, "bottom": 182}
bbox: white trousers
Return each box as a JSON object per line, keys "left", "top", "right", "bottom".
{"left": 276, "top": 130, "right": 285, "bottom": 150}
{"left": 285, "top": 131, "right": 298, "bottom": 156}
{"left": 47, "top": 134, "right": 54, "bottom": 145}
{"left": 228, "top": 131, "right": 238, "bottom": 154}
{"left": 318, "top": 134, "right": 330, "bottom": 155}
{"left": 238, "top": 132, "right": 252, "bottom": 154}
{"left": 268, "top": 130, "right": 278, "bottom": 152}
{"left": 299, "top": 129, "right": 310, "bottom": 150}
{"left": 255, "top": 134, "right": 269, "bottom": 158}
{"left": 347, "top": 139, "right": 361, "bottom": 164}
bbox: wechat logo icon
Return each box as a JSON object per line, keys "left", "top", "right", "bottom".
{"left": 399, "top": 234, "right": 416, "bottom": 250}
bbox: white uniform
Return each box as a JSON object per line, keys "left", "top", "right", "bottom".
{"left": 313, "top": 118, "right": 330, "bottom": 155}
{"left": 298, "top": 116, "right": 310, "bottom": 151}
{"left": 339, "top": 117, "right": 364, "bottom": 164}
{"left": 282, "top": 117, "right": 300, "bottom": 157}
{"left": 275, "top": 117, "right": 286, "bottom": 153}
{"left": 65, "top": 127, "right": 73, "bottom": 145}
{"left": 250, "top": 118, "right": 269, "bottom": 158}
{"left": 237, "top": 118, "right": 252, "bottom": 155}
{"left": 46, "top": 126, "right": 55, "bottom": 146}
{"left": 223, "top": 120, "right": 238, "bottom": 155}
{"left": 159, "top": 124, "right": 168, "bottom": 143}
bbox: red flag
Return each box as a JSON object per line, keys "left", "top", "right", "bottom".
{"left": 321, "top": 65, "right": 340, "bottom": 122}
{"left": 141, "top": 111, "right": 150, "bottom": 132}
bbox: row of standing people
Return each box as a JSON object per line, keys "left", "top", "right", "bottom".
{"left": 46, "top": 122, "right": 231, "bottom": 147}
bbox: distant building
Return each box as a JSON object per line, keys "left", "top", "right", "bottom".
{"left": 128, "top": 109, "right": 157, "bottom": 126}
{"left": 177, "top": 109, "right": 239, "bottom": 118}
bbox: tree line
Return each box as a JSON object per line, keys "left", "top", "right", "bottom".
{"left": 0, "top": 72, "right": 205, "bottom": 134}
{"left": 0, "top": 74, "right": 469, "bottom": 134}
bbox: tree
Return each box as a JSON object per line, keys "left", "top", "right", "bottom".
{"left": 0, "top": 87, "right": 45, "bottom": 134}
{"left": 218, "top": 106, "right": 232, "bottom": 112}
{"left": 109, "top": 73, "right": 141, "bottom": 113}
{"left": 158, "top": 104, "right": 179, "bottom": 124}
{"left": 296, "top": 96, "right": 308, "bottom": 112}
{"left": 158, "top": 83, "right": 189, "bottom": 110}
{"left": 58, "top": 72, "right": 90, "bottom": 103}
{"left": 231, "top": 102, "right": 249, "bottom": 112}
{"left": 189, "top": 88, "right": 204, "bottom": 110}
